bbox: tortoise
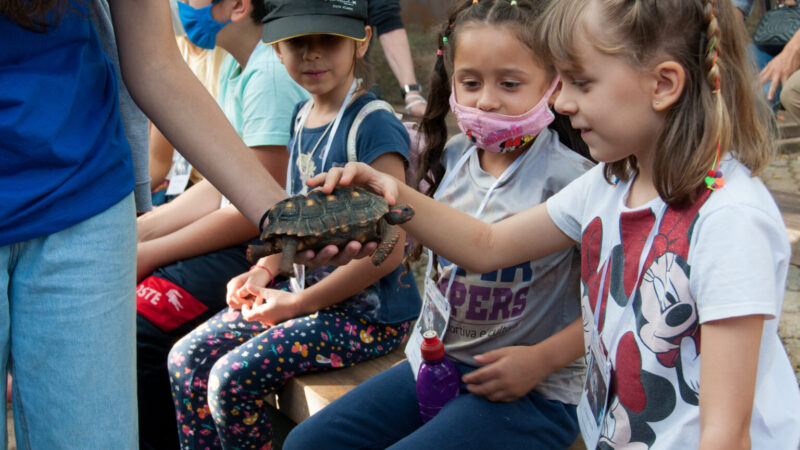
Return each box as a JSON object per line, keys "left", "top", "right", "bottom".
{"left": 247, "top": 186, "right": 415, "bottom": 273}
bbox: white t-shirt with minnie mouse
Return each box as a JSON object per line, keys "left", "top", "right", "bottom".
{"left": 546, "top": 157, "right": 800, "bottom": 449}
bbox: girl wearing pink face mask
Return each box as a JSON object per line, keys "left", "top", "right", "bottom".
{"left": 283, "top": 1, "right": 594, "bottom": 448}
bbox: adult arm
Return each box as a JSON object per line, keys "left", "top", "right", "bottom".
{"left": 148, "top": 123, "right": 175, "bottom": 190}
{"left": 368, "top": 0, "right": 426, "bottom": 116}
{"left": 379, "top": 29, "right": 426, "bottom": 117}
{"left": 698, "top": 315, "right": 764, "bottom": 450}
{"left": 109, "top": 0, "right": 286, "bottom": 223}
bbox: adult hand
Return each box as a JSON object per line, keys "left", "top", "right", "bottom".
{"left": 226, "top": 266, "right": 274, "bottom": 310}
{"left": 293, "top": 241, "right": 378, "bottom": 267}
{"left": 759, "top": 40, "right": 800, "bottom": 101}
{"left": 241, "top": 288, "right": 302, "bottom": 326}
{"left": 461, "top": 345, "right": 550, "bottom": 402}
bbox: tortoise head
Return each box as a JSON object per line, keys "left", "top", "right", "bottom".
{"left": 384, "top": 204, "right": 415, "bottom": 225}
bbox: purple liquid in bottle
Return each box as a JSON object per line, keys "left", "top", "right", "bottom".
{"left": 416, "top": 330, "right": 459, "bottom": 423}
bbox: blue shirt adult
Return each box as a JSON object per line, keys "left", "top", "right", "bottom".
{"left": 0, "top": 6, "right": 134, "bottom": 246}
{"left": 288, "top": 92, "right": 420, "bottom": 324}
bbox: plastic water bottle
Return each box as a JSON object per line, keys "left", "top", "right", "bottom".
{"left": 416, "top": 330, "right": 459, "bottom": 423}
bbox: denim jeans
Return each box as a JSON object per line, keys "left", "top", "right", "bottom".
{"left": 284, "top": 360, "right": 579, "bottom": 450}
{"left": 0, "top": 193, "right": 137, "bottom": 449}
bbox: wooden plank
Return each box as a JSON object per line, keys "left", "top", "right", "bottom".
{"left": 270, "top": 347, "right": 406, "bottom": 424}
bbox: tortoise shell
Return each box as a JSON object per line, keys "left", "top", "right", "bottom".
{"left": 247, "top": 186, "right": 414, "bottom": 273}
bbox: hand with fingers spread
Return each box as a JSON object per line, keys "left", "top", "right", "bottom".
{"left": 306, "top": 162, "right": 401, "bottom": 205}
{"left": 461, "top": 345, "right": 552, "bottom": 403}
{"left": 759, "top": 29, "right": 800, "bottom": 101}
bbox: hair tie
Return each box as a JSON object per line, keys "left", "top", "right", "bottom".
{"left": 705, "top": 136, "right": 725, "bottom": 190}
{"left": 250, "top": 265, "right": 275, "bottom": 288}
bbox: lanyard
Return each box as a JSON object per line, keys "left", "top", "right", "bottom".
{"left": 425, "top": 145, "right": 525, "bottom": 296}
{"left": 592, "top": 201, "right": 667, "bottom": 362}
{"left": 287, "top": 79, "right": 358, "bottom": 195}
{"left": 286, "top": 79, "right": 358, "bottom": 292}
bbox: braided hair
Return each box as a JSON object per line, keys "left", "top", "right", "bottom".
{"left": 537, "top": 0, "right": 774, "bottom": 206}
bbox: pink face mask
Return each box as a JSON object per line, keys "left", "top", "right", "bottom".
{"left": 449, "top": 77, "right": 560, "bottom": 154}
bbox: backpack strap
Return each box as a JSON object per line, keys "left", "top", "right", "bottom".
{"left": 346, "top": 99, "right": 396, "bottom": 163}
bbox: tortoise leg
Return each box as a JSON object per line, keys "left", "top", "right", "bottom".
{"left": 372, "top": 219, "right": 400, "bottom": 266}
{"left": 279, "top": 237, "right": 298, "bottom": 274}
{"left": 246, "top": 241, "right": 279, "bottom": 263}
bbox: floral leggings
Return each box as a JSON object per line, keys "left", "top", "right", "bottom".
{"left": 168, "top": 303, "right": 412, "bottom": 450}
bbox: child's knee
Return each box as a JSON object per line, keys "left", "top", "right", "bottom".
{"left": 166, "top": 337, "right": 191, "bottom": 377}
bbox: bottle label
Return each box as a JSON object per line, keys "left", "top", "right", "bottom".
{"left": 405, "top": 277, "right": 451, "bottom": 380}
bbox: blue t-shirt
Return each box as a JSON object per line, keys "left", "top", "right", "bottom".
{"left": 0, "top": 8, "right": 134, "bottom": 246}
{"left": 288, "top": 92, "right": 420, "bottom": 324}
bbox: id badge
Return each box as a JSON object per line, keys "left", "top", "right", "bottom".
{"left": 165, "top": 153, "right": 192, "bottom": 196}
{"left": 577, "top": 327, "right": 611, "bottom": 450}
{"left": 405, "top": 277, "right": 451, "bottom": 380}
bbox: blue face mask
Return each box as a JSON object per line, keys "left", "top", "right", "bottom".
{"left": 177, "top": 1, "right": 231, "bottom": 50}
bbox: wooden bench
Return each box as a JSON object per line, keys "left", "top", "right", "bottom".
{"left": 265, "top": 346, "right": 406, "bottom": 424}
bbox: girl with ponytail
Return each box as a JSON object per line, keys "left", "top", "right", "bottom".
{"left": 306, "top": 0, "right": 800, "bottom": 447}
{"left": 284, "top": 1, "right": 594, "bottom": 448}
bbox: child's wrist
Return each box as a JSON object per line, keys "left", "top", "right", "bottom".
{"left": 250, "top": 264, "right": 275, "bottom": 288}
{"left": 289, "top": 289, "right": 314, "bottom": 317}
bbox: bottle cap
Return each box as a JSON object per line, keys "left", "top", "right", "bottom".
{"left": 420, "top": 330, "right": 445, "bottom": 361}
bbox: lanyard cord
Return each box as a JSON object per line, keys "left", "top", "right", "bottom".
{"left": 426, "top": 146, "right": 525, "bottom": 297}
{"left": 287, "top": 79, "right": 359, "bottom": 194}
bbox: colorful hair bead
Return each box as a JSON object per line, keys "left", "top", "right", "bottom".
{"left": 437, "top": 49, "right": 443, "bottom": 56}
{"left": 510, "top": 0, "right": 518, "bottom": 4}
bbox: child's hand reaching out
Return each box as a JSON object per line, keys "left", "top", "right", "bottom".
{"left": 307, "top": 161, "right": 401, "bottom": 205}
{"left": 462, "top": 345, "right": 552, "bottom": 403}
